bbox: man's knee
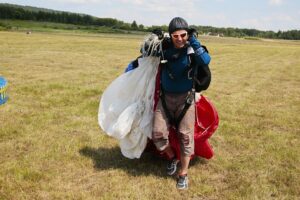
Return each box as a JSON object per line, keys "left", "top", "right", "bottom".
{"left": 179, "top": 130, "right": 195, "bottom": 156}
{"left": 152, "top": 131, "right": 169, "bottom": 151}
{"left": 182, "top": 133, "right": 191, "bottom": 146}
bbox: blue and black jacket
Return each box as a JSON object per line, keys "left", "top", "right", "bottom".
{"left": 160, "top": 43, "right": 210, "bottom": 93}
{"left": 125, "top": 38, "right": 211, "bottom": 93}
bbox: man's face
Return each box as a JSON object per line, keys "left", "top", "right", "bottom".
{"left": 171, "top": 30, "right": 188, "bottom": 49}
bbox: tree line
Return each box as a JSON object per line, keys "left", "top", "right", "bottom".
{"left": 0, "top": 4, "right": 141, "bottom": 30}
{"left": 189, "top": 26, "right": 300, "bottom": 40}
{"left": 0, "top": 3, "right": 299, "bottom": 40}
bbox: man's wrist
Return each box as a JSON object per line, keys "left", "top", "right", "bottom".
{"left": 195, "top": 47, "right": 206, "bottom": 55}
{"left": 189, "top": 36, "right": 201, "bottom": 50}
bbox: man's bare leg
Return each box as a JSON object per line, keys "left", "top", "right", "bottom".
{"left": 179, "top": 155, "right": 190, "bottom": 175}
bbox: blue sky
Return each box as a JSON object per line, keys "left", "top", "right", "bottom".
{"left": 0, "top": 0, "right": 299, "bottom": 31}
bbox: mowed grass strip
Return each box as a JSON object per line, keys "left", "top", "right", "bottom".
{"left": 0, "top": 31, "right": 299, "bottom": 200}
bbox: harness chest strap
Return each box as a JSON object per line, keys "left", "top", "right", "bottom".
{"left": 160, "top": 89, "right": 195, "bottom": 129}
{"left": 163, "top": 48, "right": 194, "bottom": 80}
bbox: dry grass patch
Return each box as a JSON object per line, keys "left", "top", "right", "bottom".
{"left": 0, "top": 31, "right": 299, "bottom": 199}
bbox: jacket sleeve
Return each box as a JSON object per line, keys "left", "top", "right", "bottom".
{"left": 124, "top": 56, "right": 141, "bottom": 72}
{"left": 189, "top": 35, "right": 211, "bottom": 66}
{"left": 194, "top": 46, "right": 211, "bottom": 66}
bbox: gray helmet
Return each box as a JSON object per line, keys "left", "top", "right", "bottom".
{"left": 168, "top": 17, "right": 189, "bottom": 34}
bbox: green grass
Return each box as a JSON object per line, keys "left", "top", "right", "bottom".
{"left": 0, "top": 19, "right": 145, "bottom": 34}
{"left": 244, "top": 37, "right": 261, "bottom": 40}
{"left": 0, "top": 31, "right": 299, "bottom": 199}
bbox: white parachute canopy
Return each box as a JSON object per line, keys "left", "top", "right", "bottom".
{"left": 98, "top": 34, "right": 162, "bottom": 159}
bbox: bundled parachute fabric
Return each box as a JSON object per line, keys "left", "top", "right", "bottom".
{"left": 98, "top": 56, "right": 160, "bottom": 158}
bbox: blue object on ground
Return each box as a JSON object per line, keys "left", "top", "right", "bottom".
{"left": 0, "top": 76, "right": 8, "bottom": 105}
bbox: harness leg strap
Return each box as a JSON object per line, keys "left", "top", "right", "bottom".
{"left": 160, "top": 90, "right": 194, "bottom": 129}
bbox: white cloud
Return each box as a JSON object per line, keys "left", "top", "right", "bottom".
{"left": 120, "top": 0, "right": 144, "bottom": 5}
{"left": 269, "top": 0, "right": 284, "bottom": 6}
{"left": 51, "top": 0, "right": 104, "bottom": 4}
{"left": 111, "top": 0, "right": 200, "bottom": 25}
{"left": 241, "top": 13, "right": 298, "bottom": 31}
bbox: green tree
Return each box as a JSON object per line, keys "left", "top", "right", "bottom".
{"left": 131, "top": 20, "right": 138, "bottom": 30}
{"left": 138, "top": 24, "right": 144, "bottom": 30}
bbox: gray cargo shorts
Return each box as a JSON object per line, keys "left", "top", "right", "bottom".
{"left": 152, "top": 92, "right": 195, "bottom": 156}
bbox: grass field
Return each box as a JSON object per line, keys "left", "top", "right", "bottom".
{"left": 0, "top": 30, "right": 299, "bottom": 200}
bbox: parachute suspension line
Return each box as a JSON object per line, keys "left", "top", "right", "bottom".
{"left": 141, "top": 34, "right": 163, "bottom": 57}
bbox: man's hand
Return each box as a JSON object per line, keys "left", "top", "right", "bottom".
{"left": 188, "top": 28, "right": 198, "bottom": 38}
{"left": 152, "top": 28, "right": 164, "bottom": 39}
{"left": 161, "top": 36, "right": 172, "bottom": 50}
{"left": 188, "top": 34, "right": 201, "bottom": 50}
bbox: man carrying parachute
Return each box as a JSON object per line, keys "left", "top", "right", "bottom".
{"left": 99, "top": 17, "right": 218, "bottom": 190}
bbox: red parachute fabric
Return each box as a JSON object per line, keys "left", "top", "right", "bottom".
{"left": 146, "top": 65, "right": 219, "bottom": 160}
